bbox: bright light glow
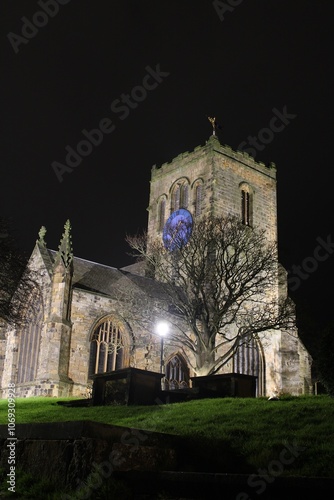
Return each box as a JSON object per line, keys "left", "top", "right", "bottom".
{"left": 156, "top": 321, "right": 169, "bottom": 337}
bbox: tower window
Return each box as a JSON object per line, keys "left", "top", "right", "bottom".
{"left": 172, "top": 185, "right": 181, "bottom": 212}
{"left": 158, "top": 198, "right": 166, "bottom": 231}
{"left": 171, "top": 180, "right": 190, "bottom": 213}
{"left": 195, "top": 183, "right": 202, "bottom": 217}
{"left": 240, "top": 184, "right": 253, "bottom": 226}
{"left": 241, "top": 190, "right": 250, "bottom": 225}
{"left": 180, "top": 184, "right": 189, "bottom": 209}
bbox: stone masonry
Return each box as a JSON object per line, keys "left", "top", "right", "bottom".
{"left": 0, "top": 135, "right": 312, "bottom": 398}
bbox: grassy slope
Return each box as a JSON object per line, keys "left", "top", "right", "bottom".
{"left": 1, "top": 395, "right": 334, "bottom": 477}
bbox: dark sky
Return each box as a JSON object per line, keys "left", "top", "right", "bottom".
{"left": 1, "top": 1, "right": 333, "bottom": 329}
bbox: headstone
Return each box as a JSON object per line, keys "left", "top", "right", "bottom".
{"left": 91, "top": 367, "right": 164, "bottom": 405}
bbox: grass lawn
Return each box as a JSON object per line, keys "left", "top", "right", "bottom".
{"left": 1, "top": 394, "right": 334, "bottom": 478}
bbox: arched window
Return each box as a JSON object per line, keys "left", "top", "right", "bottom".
{"left": 171, "top": 180, "right": 190, "bottom": 213}
{"left": 233, "top": 336, "right": 264, "bottom": 396}
{"left": 17, "top": 303, "right": 43, "bottom": 383}
{"left": 240, "top": 183, "right": 253, "bottom": 226}
{"left": 171, "top": 185, "right": 181, "bottom": 212}
{"left": 180, "top": 184, "right": 189, "bottom": 209}
{"left": 89, "top": 317, "right": 129, "bottom": 376}
{"left": 165, "top": 354, "right": 190, "bottom": 390}
{"left": 194, "top": 183, "right": 202, "bottom": 217}
{"left": 158, "top": 197, "right": 166, "bottom": 232}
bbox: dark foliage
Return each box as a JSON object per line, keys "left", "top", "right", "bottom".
{"left": 0, "top": 217, "right": 36, "bottom": 325}
{"left": 315, "top": 322, "right": 334, "bottom": 396}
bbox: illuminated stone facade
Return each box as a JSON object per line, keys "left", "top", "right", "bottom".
{"left": 0, "top": 135, "right": 312, "bottom": 398}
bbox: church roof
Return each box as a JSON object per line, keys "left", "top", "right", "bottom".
{"left": 41, "top": 248, "right": 166, "bottom": 300}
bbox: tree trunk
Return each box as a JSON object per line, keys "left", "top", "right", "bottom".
{"left": 194, "top": 333, "right": 216, "bottom": 376}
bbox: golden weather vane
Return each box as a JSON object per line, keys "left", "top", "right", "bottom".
{"left": 207, "top": 116, "right": 223, "bottom": 137}
{"left": 207, "top": 116, "right": 216, "bottom": 135}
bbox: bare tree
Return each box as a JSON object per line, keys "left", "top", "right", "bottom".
{"left": 126, "top": 214, "right": 296, "bottom": 376}
{"left": 0, "top": 217, "right": 37, "bottom": 326}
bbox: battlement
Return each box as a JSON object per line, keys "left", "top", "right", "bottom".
{"left": 152, "top": 135, "right": 276, "bottom": 180}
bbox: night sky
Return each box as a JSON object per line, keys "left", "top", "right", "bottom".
{"left": 1, "top": 1, "right": 333, "bottom": 331}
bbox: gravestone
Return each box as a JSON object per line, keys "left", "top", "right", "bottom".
{"left": 191, "top": 373, "right": 257, "bottom": 398}
{"left": 91, "top": 367, "right": 164, "bottom": 405}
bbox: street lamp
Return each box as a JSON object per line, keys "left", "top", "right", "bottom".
{"left": 155, "top": 321, "right": 169, "bottom": 375}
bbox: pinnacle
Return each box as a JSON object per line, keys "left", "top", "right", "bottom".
{"left": 55, "top": 219, "right": 73, "bottom": 269}
{"left": 37, "top": 226, "right": 47, "bottom": 247}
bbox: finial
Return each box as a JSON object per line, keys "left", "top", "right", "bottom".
{"left": 55, "top": 219, "right": 73, "bottom": 269}
{"left": 207, "top": 116, "right": 223, "bottom": 138}
{"left": 37, "top": 226, "right": 47, "bottom": 247}
{"left": 207, "top": 116, "right": 216, "bottom": 136}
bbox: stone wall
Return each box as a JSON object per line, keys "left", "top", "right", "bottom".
{"left": 0, "top": 421, "right": 180, "bottom": 491}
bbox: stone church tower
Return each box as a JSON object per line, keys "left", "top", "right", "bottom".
{"left": 0, "top": 134, "right": 312, "bottom": 398}
{"left": 148, "top": 134, "right": 277, "bottom": 243}
{"left": 147, "top": 133, "right": 312, "bottom": 396}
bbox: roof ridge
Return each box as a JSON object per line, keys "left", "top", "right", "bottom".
{"left": 48, "top": 248, "right": 119, "bottom": 271}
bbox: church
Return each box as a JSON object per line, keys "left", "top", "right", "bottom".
{"left": 0, "top": 133, "right": 312, "bottom": 399}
